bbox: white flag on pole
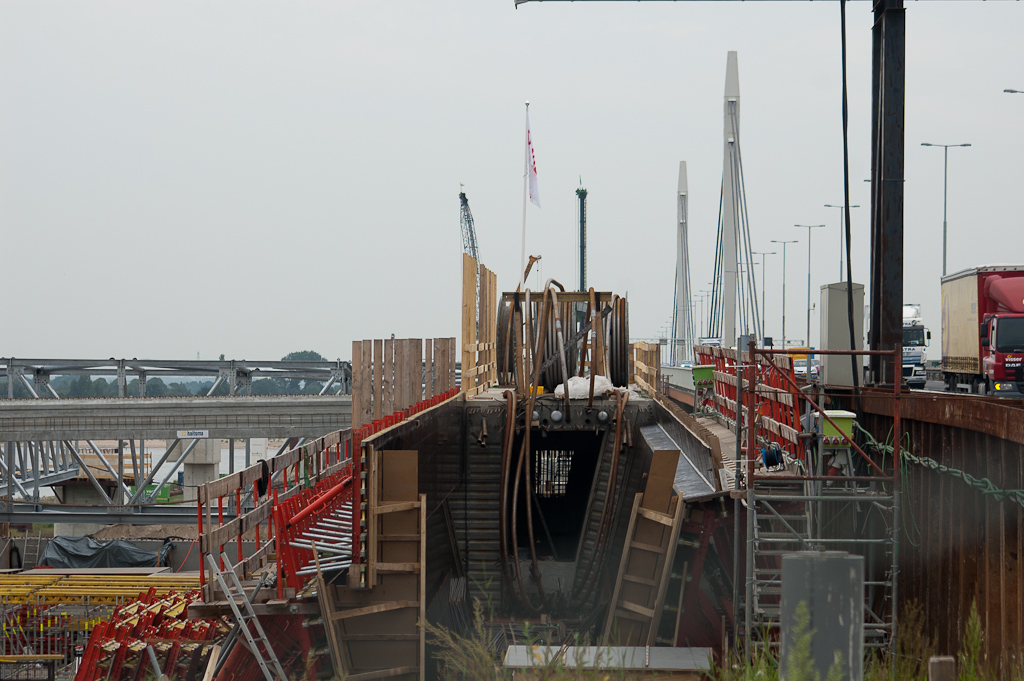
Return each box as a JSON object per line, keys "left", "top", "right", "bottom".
{"left": 526, "top": 111, "right": 540, "bottom": 208}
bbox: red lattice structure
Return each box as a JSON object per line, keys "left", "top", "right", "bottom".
{"left": 695, "top": 345, "right": 802, "bottom": 458}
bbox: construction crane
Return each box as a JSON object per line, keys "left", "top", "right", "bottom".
{"left": 459, "top": 189, "right": 480, "bottom": 261}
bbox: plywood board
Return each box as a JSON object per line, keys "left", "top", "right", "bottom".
{"left": 329, "top": 449, "right": 423, "bottom": 681}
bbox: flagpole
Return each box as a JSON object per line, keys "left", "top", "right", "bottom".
{"left": 521, "top": 101, "right": 529, "bottom": 288}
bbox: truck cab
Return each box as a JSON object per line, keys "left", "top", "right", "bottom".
{"left": 982, "top": 314, "right": 1024, "bottom": 395}
{"left": 902, "top": 304, "right": 930, "bottom": 389}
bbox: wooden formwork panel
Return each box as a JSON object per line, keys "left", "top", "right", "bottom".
{"left": 323, "top": 450, "right": 425, "bottom": 681}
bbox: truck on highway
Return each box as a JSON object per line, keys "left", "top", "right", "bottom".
{"left": 902, "top": 304, "right": 930, "bottom": 389}
{"left": 941, "top": 265, "right": 1024, "bottom": 396}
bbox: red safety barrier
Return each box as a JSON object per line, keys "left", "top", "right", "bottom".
{"left": 199, "top": 385, "right": 462, "bottom": 600}
{"left": 273, "top": 464, "right": 357, "bottom": 596}
{"left": 696, "top": 346, "right": 802, "bottom": 458}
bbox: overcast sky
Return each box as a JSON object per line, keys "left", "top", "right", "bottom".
{"left": 1, "top": 1, "right": 1020, "bottom": 362}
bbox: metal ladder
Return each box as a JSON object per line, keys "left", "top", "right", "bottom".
{"left": 205, "top": 552, "right": 287, "bottom": 681}
{"left": 23, "top": 533, "right": 42, "bottom": 569}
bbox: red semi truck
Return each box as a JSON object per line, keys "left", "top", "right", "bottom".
{"left": 941, "top": 265, "right": 1024, "bottom": 395}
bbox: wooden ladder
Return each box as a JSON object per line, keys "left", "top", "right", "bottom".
{"left": 602, "top": 449, "right": 686, "bottom": 647}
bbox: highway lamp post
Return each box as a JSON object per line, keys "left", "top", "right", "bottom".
{"left": 824, "top": 204, "right": 860, "bottom": 281}
{"left": 1005, "top": 89, "right": 1024, "bottom": 94}
{"left": 795, "top": 225, "right": 825, "bottom": 347}
{"left": 692, "top": 297, "right": 701, "bottom": 339}
{"left": 770, "top": 240, "right": 798, "bottom": 348}
{"left": 751, "top": 250, "right": 776, "bottom": 342}
{"left": 699, "top": 289, "right": 713, "bottom": 337}
{"left": 921, "top": 142, "right": 971, "bottom": 277}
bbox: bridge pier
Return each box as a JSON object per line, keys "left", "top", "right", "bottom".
{"left": 54, "top": 482, "right": 116, "bottom": 537}
{"left": 181, "top": 439, "right": 220, "bottom": 502}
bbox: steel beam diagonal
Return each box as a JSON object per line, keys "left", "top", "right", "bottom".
{"left": 86, "top": 440, "right": 133, "bottom": 501}
{"left": 128, "top": 438, "right": 180, "bottom": 504}
{"left": 148, "top": 439, "right": 201, "bottom": 501}
{"left": 62, "top": 440, "right": 113, "bottom": 504}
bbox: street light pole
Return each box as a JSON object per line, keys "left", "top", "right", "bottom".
{"left": 752, "top": 250, "right": 776, "bottom": 341}
{"left": 824, "top": 204, "right": 860, "bottom": 281}
{"left": 795, "top": 225, "right": 825, "bottom": 347}
{"left": 921, "top": 142, "right": 971, "bottom": 276}
{"left": 699, "top": 289, "right": 712, "bottom": 338}
{"left": 770, "top": 240, "right": 797, "bottom": 348}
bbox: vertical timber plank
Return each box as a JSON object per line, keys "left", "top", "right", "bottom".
{"left": 361, "top": 340, "right": 373, "bottom": 430}
{"left": 373, "top": 339, "right": 383, "bottom": 421}
{"left": 393, "top": 337, "right": 405, "bottom": 411}
{"left": 434, "top": 338, "right": 445, "bottom": 395}
{"left": 384, "top": 337, "right": 395, "bottom": 417}
{"left": 489, "top": 269, "right": 498, "bottom": 386}
{"left": 462, "top": 254, "right": 477, "bottom": 393}
{"left": 414, "top": 339, "right": 423, "bottom": 403}
{"left": 352, "top": 341, "right": 363, "bottom": 429}
{"left": 419, "top": 493, "right": 427, "bottom": 681}
{"left": 478, "top": 262, "right": 487, "bottom": 392}
{"left": 403, "top": 339, "right": 415, "bottom": 410}
{"left": 449, "top": 337, "right": 457, "bottom": 391}
{"left": 424, "top": 340, "right": 434, "bottom": 400}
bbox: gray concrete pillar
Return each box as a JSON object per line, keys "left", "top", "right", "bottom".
{"left": 781, "top": 551, "right": 864, "bottom": 681}
{"left": 54, "top": 485, "right": 111, "bottom": 537}
{"left": 182, "top": 439, "right": 221, "bottom": 501}
{"left": 250, "top": 438, "right": 268, "bottom": 460}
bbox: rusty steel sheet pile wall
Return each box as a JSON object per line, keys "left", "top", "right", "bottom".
{"left": 857, "top": 391, "right": 1024, "bottom": 667}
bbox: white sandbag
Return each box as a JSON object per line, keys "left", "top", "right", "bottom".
{"left": 553, "top": 375, "right": 616, "bottom": 399}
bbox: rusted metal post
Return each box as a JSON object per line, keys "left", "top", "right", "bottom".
{"left": 732, "top": 340, "right": 745, "bottom": 651}
{"left": 743, "top": 341, "right": 757, "bottom": 658}
{"left": 869, "top": 0, "right": 905, "bottom": 388}
{"left": 891, "top": 345, "right": 902, "bottom": 677}
{"left": 197, "top": 498, "right": 204, "bottom": 592}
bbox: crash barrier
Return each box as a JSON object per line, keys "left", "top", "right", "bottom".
{"left": 696, "top": 344, "right": 802, "bottom": 457}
